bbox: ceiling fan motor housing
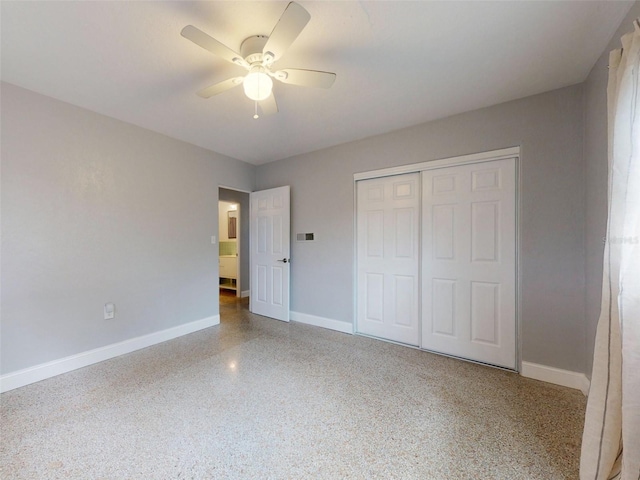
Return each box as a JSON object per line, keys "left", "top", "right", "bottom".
{"left": 240, "top": 35, "right": 269, "bottom": 65}
{"left": 181, "top": 1, "right": 334, "bottom": 111}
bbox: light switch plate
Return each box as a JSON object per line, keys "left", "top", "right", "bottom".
{"left": 296, "top": 232, "right": 315, "bottom": 242}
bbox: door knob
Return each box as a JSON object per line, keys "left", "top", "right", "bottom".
{"left": 277, "top": 258, "right": 289, "bottom": 263}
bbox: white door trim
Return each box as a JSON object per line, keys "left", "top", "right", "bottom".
{"left": 353, "top": 146, "right": 520, "bottom": 181}
{"left": 218, "top": 185, "right": 253, "bottom": 194}
{"left": 353, "top": 146, "right": 521, "bottom": 372}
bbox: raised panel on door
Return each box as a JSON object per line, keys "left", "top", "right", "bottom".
{"left": 470, "top": 281, "right": 500, "bottom": 345}
{"left": 393, "top": 275, "right": 415, "bottom": 327}
{"left": 422, "top": 158, "right": 516, "bottom": 369}
{"left": 433, "top": 204, "right": 456, "bottom": 260}
{"left": 471, "top": 201, "right": 500, "bottom": 262}
{"left": 432, "top": 278, "right": 457, "bottom": 337}
{"left": 366, "top": 210, "right": 384, "bottom": 258}
{"left": 365, "top": 273, "right": 384, "bottom": 323}
{"left": 356, "top": 173, "right": 420, "bottom": 346}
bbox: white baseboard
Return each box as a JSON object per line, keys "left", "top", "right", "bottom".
{"left": 521, "top": 361, "right": 590, "bottom": 395}
{"left": 0, "top": 315, "right": 220, "bottom": 393}
{"left": 241, "top": 290, "right": 250, "bottom": 298}
{"left": 290, "top": 311, "right": 353, "bottom": 334}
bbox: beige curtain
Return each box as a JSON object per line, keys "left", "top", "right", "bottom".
{"left": 580, "top": 20, "right": 640, "bottom": 480}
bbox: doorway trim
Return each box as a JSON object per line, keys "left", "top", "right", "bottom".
{"left": 353, "top": 146, "right": 521, "bottom": 372}
{"left": 354, "top": 146, "right": 520, "bottom": 180}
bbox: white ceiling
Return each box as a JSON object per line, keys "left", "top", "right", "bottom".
{"left": 1, "top": 1, "right": 634, "bottom": 165}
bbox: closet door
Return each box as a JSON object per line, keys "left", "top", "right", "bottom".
{"left": 421, "top": 158, "right": 516, "bottom": 369}
{"left": 356, "top": 173, "right": 420, "bottom": 346}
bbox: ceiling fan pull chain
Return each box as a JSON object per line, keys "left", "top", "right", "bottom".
{"left": 253, "top": 101, "right": 259, "bottom": 120}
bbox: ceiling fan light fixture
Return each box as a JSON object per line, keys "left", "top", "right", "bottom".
{"left": 243, "top": 66, "right": 273, "bottom": 101}
{"left": 182, "top": 2, "right": 335, "bottom": 116}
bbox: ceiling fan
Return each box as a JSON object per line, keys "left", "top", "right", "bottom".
{"left": 181, "top": 2, "right": 336, "bottom": 119}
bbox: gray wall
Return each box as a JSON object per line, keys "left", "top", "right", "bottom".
{"left": 257, "top": 85, "right": 586, "bottom": 373}
{"left": 219, "top": 188, "right": 250, "bottom": 294}
{"left": 583, "top": 1, "right": 640, "bottom": 377}
{"left": 1, "top": 82, "right": 255, "bottom": 374}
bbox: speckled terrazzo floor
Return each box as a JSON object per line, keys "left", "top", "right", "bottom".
{"left": 1, "top": 295, "right": 586, "bottom": 479}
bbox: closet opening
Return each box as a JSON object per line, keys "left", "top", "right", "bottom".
{"left": 354, "top": 147, "right": 520, "bottom": 371}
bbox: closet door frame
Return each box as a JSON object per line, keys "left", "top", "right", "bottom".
{"left": 353, "top": 146, "right": 521, "bottom": 372}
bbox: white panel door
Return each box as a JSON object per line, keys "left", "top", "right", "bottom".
{"left": 357, "top": 173, "right": 420, "bottom": 345}
{"left": 250, "top": 186, "right": 290, "bottom": 322}
{"left": 421, "top": 158, "right": 516, "bottom": 368}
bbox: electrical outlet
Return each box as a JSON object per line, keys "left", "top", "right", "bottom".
{"left": 104, "top": 303, "right": 115, "bottom": 320}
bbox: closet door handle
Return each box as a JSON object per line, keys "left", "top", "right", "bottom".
{"left": 277, "top": 258, "right": 289, "bottom": 263}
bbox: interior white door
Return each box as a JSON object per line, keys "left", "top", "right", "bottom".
{"left": 421, "top": 158, "right": 516, "bottom": 369}
{"left": 250, "top": 186, "right": 290, "bottom": 322}
{"left": 356, "top": 173, "right": 420, "bottom": 345}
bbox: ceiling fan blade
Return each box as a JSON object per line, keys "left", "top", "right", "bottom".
{"left": 258, "top": 93, "right": 278, "bottom": 116}
{"left": 262, "top": 2, "right": 310, "bottom": 62}
{"left": 196, "top": 77, "right": 244, "bottom": 98}
{"left": 181, "top": 25, "right": 249, "bottom": 69}
{"left": 276, "top": 69, "right": 336, "bottom": 89}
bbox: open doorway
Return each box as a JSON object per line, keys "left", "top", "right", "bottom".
{"left": 218, "top": 187, "right": 250, "bottom": 307}
{"left": 218, "top": 200, "right": 239, "bottom": 295}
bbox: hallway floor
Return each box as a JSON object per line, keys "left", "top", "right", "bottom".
{"left": 1, "top": 298, "right": 586, "bottom": 479}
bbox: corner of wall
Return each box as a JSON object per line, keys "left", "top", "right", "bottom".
{"left": 580, "top": 79, "right": 590, "bottom": 380}
{"left": 521, "top": 362, "right": 590, "bottom": 396}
